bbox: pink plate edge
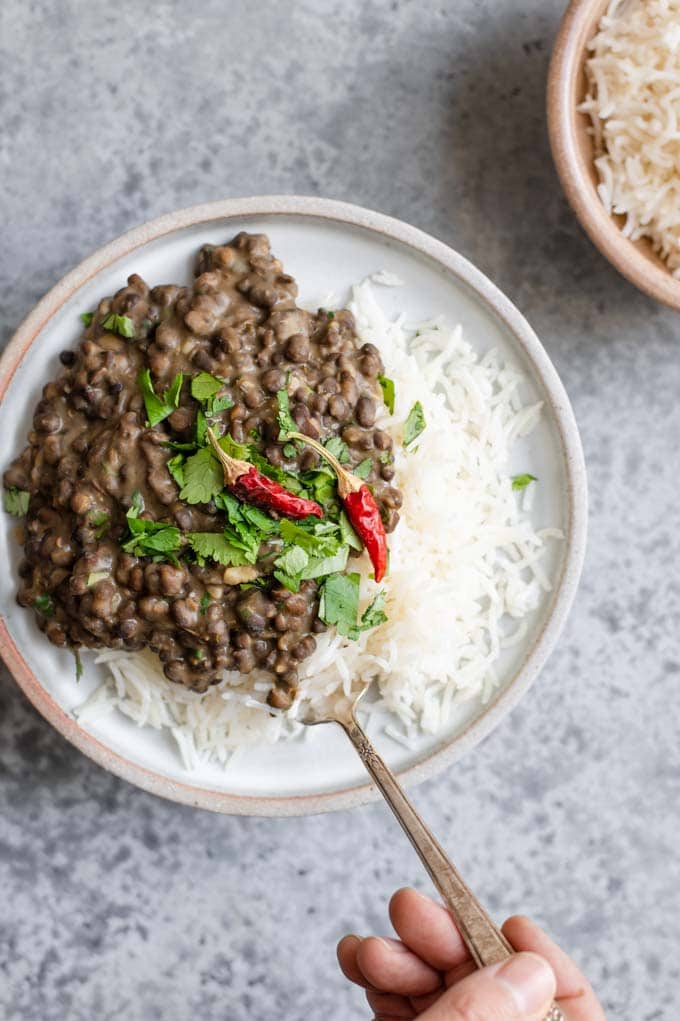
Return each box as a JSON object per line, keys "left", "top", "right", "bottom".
{"left": 0, "top": 195, "right": 588, "bottom": 816}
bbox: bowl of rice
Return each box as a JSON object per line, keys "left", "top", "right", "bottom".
{"left": 0, "top": 196, "right": 587, "bottom": 815}
{"left": 548, "top": 0, "right": 680, "bottom": 310}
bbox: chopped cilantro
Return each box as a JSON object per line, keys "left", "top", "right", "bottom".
{"left": 276, "top": 387, "right": 297, "bottom": 441}
{"left": 139, "top": 369, "right": 183, "bottom": 428}
{"left": 349, "top": 590, "right": 387, "bottom": 638}
{"left": 282, "top": 442, "right": 297, "bottom": 459}
{"left": 101, "top": 313, "right": 135, "bottom": 339}
{"left": 318, "top": 572, "right": 360, "bottom": 637}
{"left": 301, "top": 545, "right": 349, "bottom": 581}
{"left": 73, "top": 648, "right": 84, "bottom": 681}
{"left": 339, "top": 510, "right": 363, "bottom": 551}
{"left": 191, "top": 371, "right": 225, "bottom": 401}
{"left": 80, "top": 311, "right": 94, "bottom": 327}
{"left": 121, "top": 495, "right": 182, "bottom": 560}
{"left": 378, "top": 374, "right": 395, "bottom": 415}
{"left": 88, "top": 510, "right": 109, "bottom": 538}
{"left": 3, "top": 487, "right": 30, "bottom": 517}
{"left": 324, "top": 436, "right": 349, "bottom": 464}
{"left": 379, "top": 451, "right": 392, "bottom": 465}
{"left": 199, "top": 592, "right": 211, "bottom": 615}
{"left": 186, "top": 532, "right": 251, "bottom": 567}
{"left": 179, "top": 448, "right": 223, "bottom": 505}
{"left": 403, "top": 401, "right": 426, "bottom": 447}
{"left": 34, "top": 594, "right": 54, "bottom": 618}
{"left": 511, "top": 473, "right": 538, "bottom": 491}
{"left": 166, "top": 453, "right": 186, "bottom": 488}
{"left": 353, "top": 458, "right": 372, "bottom": 480}
{"left": 193, "top": 649, "right": 205, "bottom": 661}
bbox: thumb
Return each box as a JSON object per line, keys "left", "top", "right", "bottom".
{"left": 422, "top": 951, "right": 557, "bottom": 1021}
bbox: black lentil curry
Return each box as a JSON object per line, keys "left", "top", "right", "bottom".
{"left": 4, "top": 234, "right": 403, "bottom": 708}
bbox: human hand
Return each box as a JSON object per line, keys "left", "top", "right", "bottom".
{"left": 337, "top": 888, "right": 606, "bottom": 1020}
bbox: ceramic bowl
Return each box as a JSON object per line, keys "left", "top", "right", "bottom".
{"left": 0, "top": 196, "right": 587, "bottom": 815}
{"left": 547, "top": 0, "right": 680, "bottom": 311}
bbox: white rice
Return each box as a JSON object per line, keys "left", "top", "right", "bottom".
{"left": 75, "top": 279, "right": 560, "bottom": 771}
{"left": 579, "top": 0, "right": 680, "bottom": 275}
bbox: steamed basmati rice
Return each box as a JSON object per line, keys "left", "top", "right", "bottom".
{"left": 580, "top": 0, "right": 680, "bottom": 274}
{"left": 75, "top": 279, "right": 560, "bottom": 770}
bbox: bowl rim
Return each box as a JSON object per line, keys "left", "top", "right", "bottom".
{"left": 547, "top": 0, "right": 680, "bottom": 312}
{"left": 0, "top": 195, "right": 588, "bottom": 816}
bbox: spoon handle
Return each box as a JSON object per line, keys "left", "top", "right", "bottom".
{"left": 342, "top": 713, "right": 511, "bottom": 966}
{"left": 341, "top": 713, "right": 566, "bottom": 1020}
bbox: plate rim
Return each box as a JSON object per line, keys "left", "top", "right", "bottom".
{"left": 0, "top": 195, "right": 588, "bottom": 816}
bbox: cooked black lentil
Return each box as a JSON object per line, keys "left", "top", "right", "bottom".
{"left": 4, "top": 233, "right": 401, "bottom": 708}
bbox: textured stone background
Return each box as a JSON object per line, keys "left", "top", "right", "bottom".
{"left": 1, "top": 2, "right": 678, "bottom": 1018}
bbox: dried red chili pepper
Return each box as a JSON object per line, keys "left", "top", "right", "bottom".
{"left": 288, "top": 432, "right": 388, "bottom": 582}
{"left": 207, "top": 429, "right": 322, "bottom": 520}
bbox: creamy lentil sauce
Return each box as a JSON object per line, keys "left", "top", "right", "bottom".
{"left": 4, "top": 234, "right": 401, "bottom": 708}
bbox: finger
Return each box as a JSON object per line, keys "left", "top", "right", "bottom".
{"left": 366, "top": 989, "right": 416, "bottom": 1018}
{"left": 419, "top": 951, "right": 556, "bottom": 1021}
{"left": 503, "top": 916, "right": 607, "bottom": 1021}
{"left": 356, "top": 936, "right": 443, "bottom": 996}
{"left": 389, "top": 888, "right": 470, "bottom": 971}
{"left": 337, "top": 935, "right": 373, "bottom": 989}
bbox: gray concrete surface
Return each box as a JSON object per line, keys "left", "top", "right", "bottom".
{"left": 1, "top": 1, "right": 678, "bottom": 1018}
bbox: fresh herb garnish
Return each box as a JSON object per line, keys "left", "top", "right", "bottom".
{"left": 318, "top": 575, "right": 387, "bottom": 639}
{"left": 276, "top": 387, "right": 297, "bottom": 441}
{"left": 191, "top": 372, "right": 224, "bottom": 401}
{"left": 511, "top": 473, "right": 538, "bottom": 491}
{"left": 34, "top": 594, "right": 54, "bottom": 618}
{"left": 139, "top": 369, "right": 183, "bottom": 428}
{"left": 339, "top": 510, "right": 363, "bottom": 551}
{"left": 379, "top": 451, "right": 392, "bottom": 465}
{"left": 101, "top": 313, "right": 135, "bottom": 339}
{"left": 88, "top": 510, "right": 109, "bottom": 538}
{"left": 273, "top": 545, "right": 309, "bottom": 591}
{"left": 186, "top": 531, "right": 251, "bottom": 567}
{"left": 353, "top": 458, "right": 372, "bottom": 480}
{"left": 191, "top": 372, "right": 233, "bottom": 417}
{"left": 282, "top": 442, "right": 297, "bottom": 459}
{"left": 193, "top": 649, "right": 205, "bottom": 661}
{"left": 403, "top": 401, "right": 426, "bottom": 447}
{"left": 323, "top": 436, "right": 349, "bottom": 464}
{"left": 179, "top": 447, "right": 223, "bottom": 505}
{"left": 121, "top": 491, "right": 182, "bottom": 561}
{"left": 3, "top": 487, "right": 30, "bottom": 517}
{"left": 80, "top": 311, "right": 94, "bottom": 327}
{"left": 199, "top": 592, "right": 211, "bottom": 615}
{"left": 378, "top": 374, "right": 395, "bottom": 415}
{"left": 73, "top": 648, "right": 83, "bottom": 681}
{"left": 165, "top": 454, "right": 185, "bottom": 489}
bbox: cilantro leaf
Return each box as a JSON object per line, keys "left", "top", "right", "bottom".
{"left": 403, "top": 401, "right": 426, "bottom": 447}
{"left": 139, "top": 369, "right": 183, "bottom": 428}
{"left": 273, "top": 544, "right": 309, "bottom": 593}
{"left": 88, "top": 510, "right": 109, "bottom": 538}
{"left": 348, "top": 590, "right": 387, "bottom": 639}
{"left": 3, "top": 487, "right": 30, "bottom": 517}
{"left": 208, "top": 395, "right": 234, "bottom": 415}
{"left": 354, "top": 458, "right": 372, "bottom": 479}
{"left": 379, "top": 451, "right": 392, "bottom": 465}
{"left": 186, "top": 532, "right": 250, "bottom": 567}
{"left": 301, "top": 467, "right": 337, "bottom": 509}
{"left": 324, "top": 436, "right": 349, "bottom": 464}
{"left": 339, "top": 510, "right": 363, "bottom": 551}
{"left": 121, "top": 495, "right": 181, "bottom": 560}
{"left": 34, "top": 594, "right": 54, "bottom": 617}
{"left": 179, "top": 448, "right": 223, "bottom": 505}
{"left": 166, "top": 454, "right": 185, "bottom": 488}
{"left": 279, "top": 519, "right": 339, "bottom": 557}
{"left": 301, "top": 544, "right": 349, "bottom": 581}
{"left": 191, "top": 372, "right": 225, "bottom": 401}
{"left": 511, "top": 473, "right": 538, "bottom": 491}
{"left": 200, "top": 592, "right": 211, "bottom": 614}
{"left": 80, "top": 311, "right": 94, "bottom": 327}
{"left": 73, "top": 648, "right": 83, "bottom": 682}
{"left": 276, "top": 387, "right": 297, "bottom": 441}
{"left": 318, "top": 572, "right": 360, "bottom": 637}
{"left": 102, "top": 313, "right": 135, "bottom": 339}
{"left": 378, "top": 374, "right": 395, "bottom": 414}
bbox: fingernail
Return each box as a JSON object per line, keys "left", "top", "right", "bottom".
{"left": 374, "top": 937, "right": 409, "bottom": 954}
{"left": 495, "top": 952, "right": 555, "bottom": 1014}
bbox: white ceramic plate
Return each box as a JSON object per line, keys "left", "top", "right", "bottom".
{"left": 0, "top": 197, "right": 587, "bottom": 815}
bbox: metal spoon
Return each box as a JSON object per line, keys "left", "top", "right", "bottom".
{"left": 300, "top": 688, "right": 565, "bottom": 1021}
